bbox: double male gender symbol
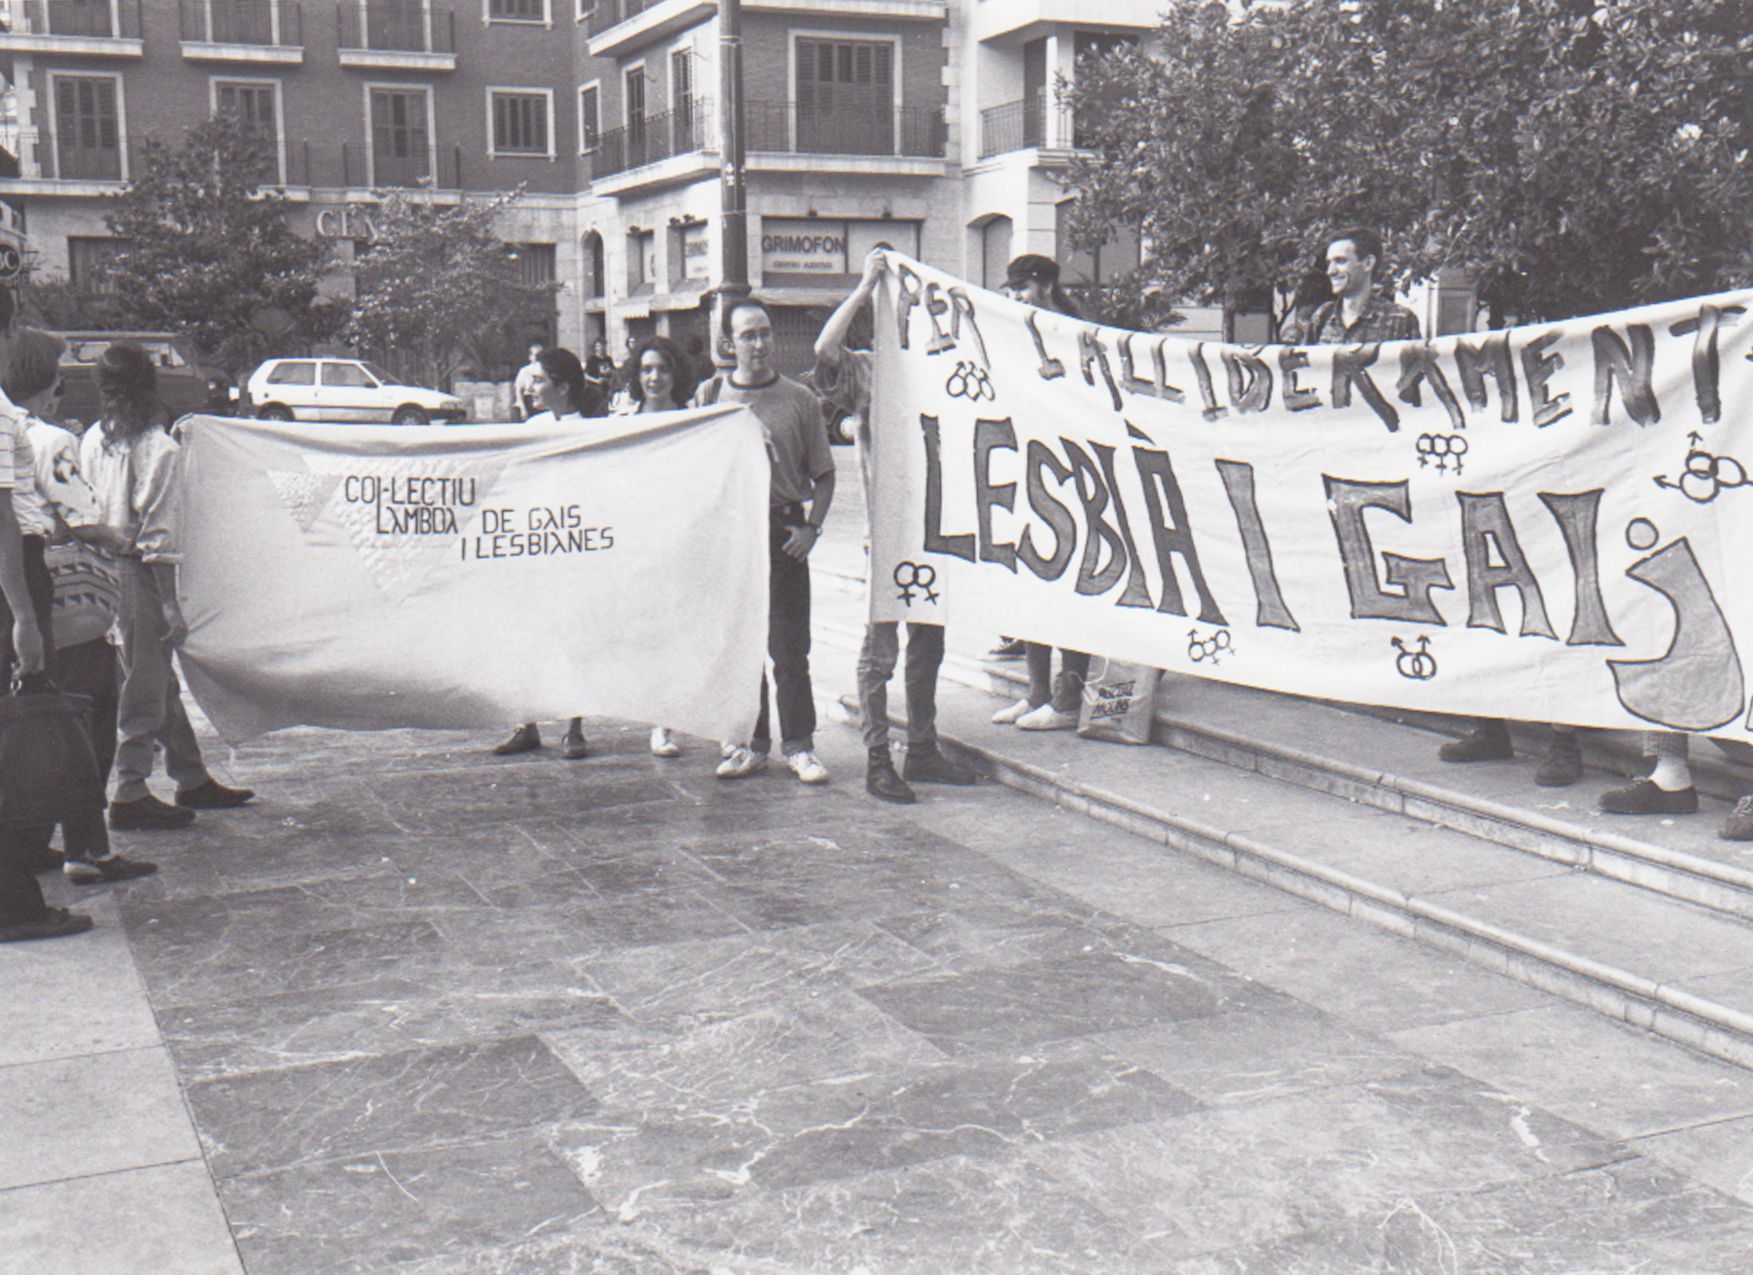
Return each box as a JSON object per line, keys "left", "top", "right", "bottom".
{"left": 944, "top": 361, "right": 996, "bottom": 403}
{"left": 893, "top": 561, "right": 939, "bottom": 607}
{"left": 1391, "top": 635, "right": 1438, "bottom": 681}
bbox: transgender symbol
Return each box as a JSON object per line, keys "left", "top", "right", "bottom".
{"left": 1392, "top": 635, "right": 1438, "bottom": 681}
{"left": 893, "top": 561, "right": 939, "bottom": 607}
{"left": 1652, "top": 432, "right": 1749, "bottom": 504}
{"left": 1187, "top": 628, "right": 1233, "bottom": 665}
{"left": 1415, "top": 433, "right": 1468, "bottom": 475}
{"left": 944, "top": 361, "right": 996, "bottom": 403}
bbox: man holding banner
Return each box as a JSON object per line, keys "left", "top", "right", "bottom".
{"left": 699, "top": 299, "right": 836, "bottom": 785}
{"left": 814, "top": 248, "right": 976, "bottom": 804}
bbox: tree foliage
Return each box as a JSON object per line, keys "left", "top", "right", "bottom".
{"left": 346, "top": 191, "right": 556, "bottom": 390}
{"left": 1063, "top": 0, "right": 1753, "bottom": 323}
{"left": 100, "top": 115, "right": 341, "bottom": 368}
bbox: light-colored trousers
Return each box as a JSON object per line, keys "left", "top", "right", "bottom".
{"left": 114, "top": 558, "right": 209, "bottom": 803}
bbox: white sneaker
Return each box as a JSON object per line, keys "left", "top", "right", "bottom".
{"left": 1016, "top": 704, "right": 1079, "bottom": 731}
{"left": 715, "top": 746, "right": 768, "bottom": 779}
{"left": 650, "top": 727, "right": 680, "bottom": 758}
{"left": 787, "top": 750, "right": 831, "bottom": 784}
{"left": 991, "top": 698, "right": 1033, "bottom": 725}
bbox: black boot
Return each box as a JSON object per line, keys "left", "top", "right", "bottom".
{"left": 866, "top": 750, "right": 916, "bottom": 805}
{"left": 1439, "top": 719, "right": 1514, "bottom": 763}
{"left": 902, "top": 745, "right": 977, "bottom": 786}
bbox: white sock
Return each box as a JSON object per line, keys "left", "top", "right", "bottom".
{"left": 1650, "top": 755, "right": 1692, "bottom": 791}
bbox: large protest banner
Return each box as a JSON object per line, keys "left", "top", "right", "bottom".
{"left": 174, "top": 406, "right": 769, "bottom": 743}
{"left": 868, "top": 256, "right": 1753, "bottom": 735}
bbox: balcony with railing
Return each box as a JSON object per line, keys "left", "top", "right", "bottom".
{"left": 978, "top": 93, "right": 1080, "bottom": 160}
{"left": 746, "top": 100, "right": 945, "bottom": 162}
{"left": 589, "top": 101, "right": 714, "bottom": 185}
{"left": 585, "top": 0, "right": 706, "bottom": 58}
{"left": 180, "top": 0, "right": 303, "bottom": 61}
{"left": 336, "top": 1, "right": 457, "bottom": 69}
{"left": 0, "top": 0, "right": 144, "bottom": 55}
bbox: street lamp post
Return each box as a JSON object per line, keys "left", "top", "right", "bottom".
{"left": 716, "top": 0, "right": 749, "bottom": 363}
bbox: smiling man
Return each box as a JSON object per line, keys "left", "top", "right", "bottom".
{"left": 1309, "top": 227, "right": 1421, "bottom": 346}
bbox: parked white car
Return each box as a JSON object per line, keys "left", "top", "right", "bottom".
{"left": 245, "top": 358, "right": 466, "bottom": 424}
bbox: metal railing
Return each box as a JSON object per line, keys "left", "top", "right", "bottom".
{"left": 980, "top": 94, "right": 1058, "bottom": 158}
{"left": 585, "top": 0, "right": 658, "bottom": 38}
{"left": 336, "top": 0, "right": 454, "bottom": 53}
{"left": 179, "top": 0, "right": 303, "bottom": 46}
{"left": 589, "top": 101, "right": 712, "bottom": 179}
{"left": 9, "top": 0, "right": 143, "bottom": 38}
{"left": 746, "top": 100, "right": 945, "bottom": 159}
{"left": 338, "top": 139, "right": 462, "bottom": 188}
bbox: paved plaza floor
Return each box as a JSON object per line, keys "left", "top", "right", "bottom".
{"left": 9, "top": 697, "right": 1753, "bottom": 1273}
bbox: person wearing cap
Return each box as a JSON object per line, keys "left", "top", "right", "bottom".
{"left": 989, "top": 254, "right": 1094, "bottom": 732}
{"left": 814, "top": 246, "right": 977, "bottom": 803}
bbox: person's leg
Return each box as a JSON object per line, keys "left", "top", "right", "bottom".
{"left": 769, "top": 523, "right": 818, "bottom": 760}
{"left": 112, "top": 559, "right": 169, "bottom": 804}
{"left": 0, "top": 541, "right": 57, "bottom": 924}
{"left": 1051, "top": 649, "right": 1091, "bottom": 714}
{"left": 900, "top": 623, "right": 975, "bottom": 785}
{"left": 1439, "top": 716, "right": 1514, "bottom": 763}
{"left": 858, "top": 621, "right": 900, "bottom": 755}
{"left": 1601, "top": 731, "right": 1696, "bottom": 814}
{"left": 55, "top": 639, "right": 119, "bottom": 785}
{"left": 560, "top": 716, "right": 587, "bottom": 760}
{"left": 158, "top": 661, "right": 210, "bottom": 792}
{"left": 994, "top": 640, "right": 1049, "bottom": 724}
{"left": 860, "top": 621, "right": 912, "bottom": 802}
{"left": 1534, "top": 723, "right": 1582, "bottom": 787}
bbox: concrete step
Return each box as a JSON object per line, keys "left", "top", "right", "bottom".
{"left": 820, "top": 663, "right": 1753, "bottom": 1072}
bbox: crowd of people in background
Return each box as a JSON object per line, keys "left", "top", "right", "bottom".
{"left": 5, "top": 232, "right": 1753, "bottom": 947}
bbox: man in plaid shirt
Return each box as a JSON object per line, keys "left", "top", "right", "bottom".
{"left": 1309, "top": 227, "right": 1421, "bottom": 345}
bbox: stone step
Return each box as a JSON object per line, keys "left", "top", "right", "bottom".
{"left": 819, "top": 660, "right": 1753, "bottom": 1073}
{"left": 815, "top": 601, "right": 1753, "bottom": 926}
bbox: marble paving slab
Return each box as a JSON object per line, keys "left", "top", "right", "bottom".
{"left": 1020, "top": 1066, "right": 1626, "bottom": 1260}
{"left": 217, "top": 1131, "right": 600, "bottom": 1275}
{"left": 185, "top": 1034, "right": 598, "bottom": 1179}
{"left": 0, "top": 895, "right": 162, "bottom": 1068}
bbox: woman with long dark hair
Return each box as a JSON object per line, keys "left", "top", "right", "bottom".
{"left": 616, "top": 335, "right": 697, "bottom": 758}
{"left": 79, "top": 341, "right": 254, "bottom": 830}
{"left": 492, "top": 345, "right": 603, "bottom": 759}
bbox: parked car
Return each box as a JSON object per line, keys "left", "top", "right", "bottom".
{"left": 244, "top": 358, "right": 466, "bottom": 424}
{"left": 54, "top": 331, "right": 235, "bottom": 427}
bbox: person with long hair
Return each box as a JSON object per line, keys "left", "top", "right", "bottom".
{"left": 78, "top": 341, "right": 254, "bottom": 831}
{"left": 492, "top": 345, "right": 603, "bottom": 759}
{"left": 988, "top": 255, "right": 1096, "bottom": 732}
{"left": 617, "top": 334, "right": 698, "bottom": 759}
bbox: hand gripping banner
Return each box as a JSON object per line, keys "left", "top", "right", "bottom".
{"left": 173, "top": 406, "right": 770, "bottom": 743}
{"left": 867, "top": 255, "right": 1753, "bottom": 735}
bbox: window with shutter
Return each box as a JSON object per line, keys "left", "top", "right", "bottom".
{"left": 370, "top": 87, "right": 431, "bottom": 185}
{"left": 491, "top": 91, "right": 549, "bottom": 155}
{"left": 53, "top": 76, "right": 122, "bottom": 180}
{"left": 216, "top": 81, "right": 280, "bottom": 180}
{"left": 794, "top": 38, "right": 893, "bottom": 155}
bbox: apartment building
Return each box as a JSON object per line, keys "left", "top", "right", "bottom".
{"left": 0, "top": 0, "right": 1182, "bottom": 366}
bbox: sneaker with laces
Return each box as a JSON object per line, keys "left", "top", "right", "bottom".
{"left": 788, "top": 750, "right": 830, "bottom": 784}
{"left": 991, "top": 698, "right": 1033, "bottom": 725}
{"left": 65, "top": 855, "right": 159, "bottom": 885}
{"left": 492, "top": 723, "right": 541, "bottom": 755}
{"left": 1016, "top": 703, "right": 1079, "bottom": 731}
{"left": 987, "top": 638, "right": 1027, "bottom": 659}
{"left": 715, "top": 746, "right": 769, "bottom": 779}
{"left": 650, "top": 727, "right": 681, "bottom": 758}
{"left": 1721, "top": 796, "right": 1753, "bottom": 842}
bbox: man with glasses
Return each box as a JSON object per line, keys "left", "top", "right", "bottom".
{"left": 696, "top": 297, "right": 836, "bottom": 785}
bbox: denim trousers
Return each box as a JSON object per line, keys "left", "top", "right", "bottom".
{"left": 114, "top": 558, "right": 209, "bottom": 803}
{"left": 857, "top": 621, "right": 944, "bottom": 753}
{"left": 1025, "top": 643, "right": 1091, "bottom": 713}
{"left": 751, "top": 505, "right": 816, "bottom": 757}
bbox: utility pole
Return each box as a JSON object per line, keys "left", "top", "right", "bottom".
{"left": 716, "top": 0, "right": 749, "bottom": 363}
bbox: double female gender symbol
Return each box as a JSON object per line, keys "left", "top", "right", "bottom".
{"left": 892, "top": 561, "right": 939, "bottom": 606}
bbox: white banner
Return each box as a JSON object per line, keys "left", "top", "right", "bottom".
{"left": 869, "top": 255, "right": 1753, "bottom": 735}
{"left": 174, "top": 407, "right": 770, "bottom": 743}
